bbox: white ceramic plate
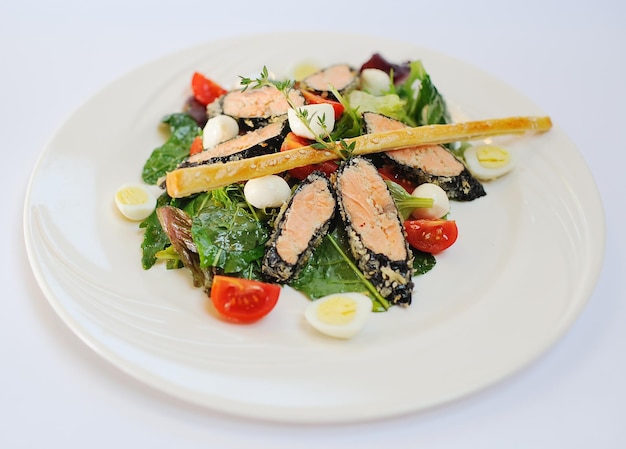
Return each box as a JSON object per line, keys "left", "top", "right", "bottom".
{"left": 23, "top": 32, "right": 605, "bottom": 423}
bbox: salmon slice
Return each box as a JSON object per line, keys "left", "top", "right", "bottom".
{"left": 262, "top": 172, "right": 337, "bottom": 282}
{"left": 300, "top": 64, "right": 358, "bottom": 100}
{"left": 210, "top": 85, "right": 305, "bottom": 130}
{"left": 334, "top": 157, "right": 414, "bottom": 305}
{"left": 179, "top": 117, "right": 288, "bottom": 167}
{"left": 362, "top": 112, "right": 486, "bottom": 201}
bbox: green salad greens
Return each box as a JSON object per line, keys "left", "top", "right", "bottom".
{"left": 138, "top": 55, "right": 451, "bottom": 310}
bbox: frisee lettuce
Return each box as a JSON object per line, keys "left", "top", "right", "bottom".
{"left": 394, "top": 60, "right": 450, "bottom": 127}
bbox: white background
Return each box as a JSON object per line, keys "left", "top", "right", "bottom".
{"left": 2, "top": 0, "right": 625, "bottom": 447}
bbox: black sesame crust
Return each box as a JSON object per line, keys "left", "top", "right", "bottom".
{"left": 177, "top": 118, "right": 288, "bottom": 168}
{"left": 362, "top": 111, "right": 485, "bottom": 201}
{"left": 262, "top": 172, "right": 337, "bottom": 283}
{"left": 380, "top": 152, "right": 486, "bottom": 201}
{"left": 299, "top": 64, "right": 359, "bottom": 101}
{"left": 333, "top": 157, "right": 414, "bottom": 306}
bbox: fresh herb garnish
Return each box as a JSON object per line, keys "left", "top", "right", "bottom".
{"left": 239, "top": 66, "right": 354, "bottom": 160}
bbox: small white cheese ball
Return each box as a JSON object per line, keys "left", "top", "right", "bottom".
{"left": 244, "top": 175, "right": 292, "bottom": 209}
{"left": 360, "top": 68, "right": 392, "bottom": 96}
{"left": 202, "top": 114, "right": 239, "bottom": 149}
{"left": 410, "top": 183, "right": 450, "bottom": 219}
{"left": 114, "top": 184, "right": 157, "bottom": 221}
{"left": 287, "top": 104, "right": 335, "bottom": 140}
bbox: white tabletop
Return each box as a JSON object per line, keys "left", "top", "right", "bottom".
{"left": 3, "top": 0, "right": 625, "bottom": 447}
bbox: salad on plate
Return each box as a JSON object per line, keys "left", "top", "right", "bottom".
{"left": 113, "top": 52, "right": 551, "bottom": 339}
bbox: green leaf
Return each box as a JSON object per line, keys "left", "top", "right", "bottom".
{"left": 397, "top": 60, "right": 450, "bottom": 127}
{"left": 328, "top": 86, "right": 363, "bottom": 140}
{"left": 290, "top": 228, "right": 390, "bottom": 312}
{"left": 139, "top": 193, "right": 173, "bottom": 269}
{"left": 386, "top": 180, "right": 434, "bottom": 220}
{"left": 412, "top": 249, "right": 437, "bottom": 275}
{"left": 191, "top": 203, "right": 270, "bottom": 274}
{"left": 346, "top": 90, "right": 407, "bottom": 121}
{"left": 141, "top": 113, "right": 201, "bottom": 185}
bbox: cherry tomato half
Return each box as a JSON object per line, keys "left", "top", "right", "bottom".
{"left": 191, "top": 72, "right": 227, "bottom": 106}
{"left": 210, "top": 275, "right": 281, "bottom": 323}
{"left": 299, "top": 89, "right": 345, "bottom": 118}
{"left": 280, "top": 132, "right": 339, "bottom": 180}
{"left": 404, "top": 219, "right": 459, "bottom": 254}
{"left": 189, "top": 136, "right": 203, "bottom": 156}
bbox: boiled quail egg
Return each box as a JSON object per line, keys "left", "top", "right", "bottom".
{"left": 288, "top": 104, "right": 335, "bottom": 140}
{"left": 463, "top": 144, "right": 514, "bottom": 181}
{"left": 244, "top": 175, "right": 292, "bottom": 209}
{"left": 291, "top": 60, "right": 320, "bottom": 81}
{"left": 114, "top": 184, "right": 157, "bottom": 221}
{"left": 304, "top": 293, "right": 373, "bottom": 339}
{"left": 410, "top": 183, "right": 450, "bottom": 219}
{"left": 202, "top": 114, "right": 239, "bottom": 149}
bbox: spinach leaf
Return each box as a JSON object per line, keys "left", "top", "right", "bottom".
{"left": 141, "top": 113, "right": 201, "bottom": 185}
{"left": 412, "top": 249, "right": 436, "bottom": 275}
{"left": 290, "top": 228, "right": 391, "bottom": 312}
{"left": 191, "top": 202, "right": 270, "bottom": 274}
{"left": 182, "top": 191, "right": 214, "bottom": 217}
{"left": 139, "top": 192, "right": 173, "bottom": 269}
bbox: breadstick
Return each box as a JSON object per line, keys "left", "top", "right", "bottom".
{"left": 165, "top": 115, "right": 552, "bottom": 198}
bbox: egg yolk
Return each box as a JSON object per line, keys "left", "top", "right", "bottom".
{"left": 116, "top": 186, "right": 149, "bottom": 205}
{"left": 316, "top": 297, "right": 358, "bottom": 325}
{"left": 475, "top": 145, "right": 511, "bottom": 169}
{"left": 293, "top": 62, "right": 319, "bottom": 81}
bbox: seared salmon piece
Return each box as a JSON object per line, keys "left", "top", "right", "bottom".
{"left": 262, "top": 172, "right": 337, "bottom": 282}
{"left": 363, "top": 112, "right": 486, "bottom": 201}
{"left": 300, "top": 64, "right": 358, "bottom": 100}
{"left": 333, "top": 157, "right": 414, "bottom": 305}
{"left": 209, "top": 85, "right": 305, "bottom": 130}
{"left": 179, "top": 117, "right": 288, "bottom": 167}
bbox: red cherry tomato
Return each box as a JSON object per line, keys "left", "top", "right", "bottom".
{"left": 299, "top": 89, "right": 345, "bottom": 118}
{"left": 280, "top": 132, "right": 338, "bottom": 180}
{"left": 191, "top": 72, "right": 227, "bottom": 106}
{"left": 189, "top": 136, "right": 203, "bottom": 155}
{"left": 210, "top": 275, "right": 281, "bottom": 323}
{"left": 404, "top": 219, "right": 459, "bottom": 254}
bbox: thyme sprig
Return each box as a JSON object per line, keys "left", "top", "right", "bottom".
{"left": 239, "top": 66, "right": 354, "bottom": 160}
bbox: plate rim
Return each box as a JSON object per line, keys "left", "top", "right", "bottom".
{"left": 22, "top": 31, "right": 606, "bottom": 423}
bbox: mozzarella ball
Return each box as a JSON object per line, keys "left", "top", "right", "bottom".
{"left": 463, "top": 144, "right": 514, "bottom": 181}
{"left": 114, "top": 184, "right": 157, "bottom": 221}
{"left": 410, "top": 183, "right": 450, "bottom": 219}
{"left": 288, "top": 104, "right": 335, "bottom": 140}
{"left": 304, "top": 293, "right": 372, "bottom": 339}
{"left": 202, "top": 114, "right": 239, "bottom": 149}
{"left": 244, "top": 175, "right": 292, "bottom": 209}
{"left": 360, "top": 68, "right": 392, "bottom": 96}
